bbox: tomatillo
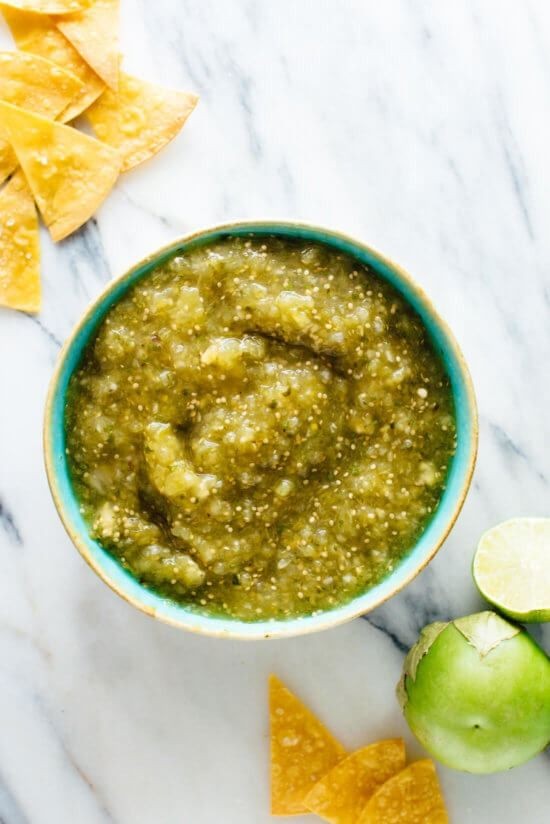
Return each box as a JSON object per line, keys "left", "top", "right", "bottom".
{"left": 397, "top": 611, "right": 550, "bottom": 773}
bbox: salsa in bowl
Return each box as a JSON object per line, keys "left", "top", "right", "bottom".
{"left": 44, "top": 222, "right": 477, "bottom": 638}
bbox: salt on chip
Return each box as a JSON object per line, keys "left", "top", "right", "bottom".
{"left": 269, "top": 675, "right": 346, "bottom": 816}
{"left": 86, "top": 71, "right": 198, "bottom": 172}
{"left": 357, "top": 759, "right": 449, "bottom": 824}
{"left": 1, "top": 0, "right": 91, "bottom": 14}
{"left": 304, "top": 739, "right": 406, "bottom": 824}
{"left": 0, "top": 169, "right": 40, "bottom": 313}
{"left": 57, "top": 0, "right": 119, "bottom": 91}
{"left": 2, "top": 5, "right": 105, "bottom": 121}
{"left": 0, "top": 100, "right": 121, "bottom": 241}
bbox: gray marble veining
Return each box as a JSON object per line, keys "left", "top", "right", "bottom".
{"left": 1, "top": 1, "right": 550, "bottom": 821}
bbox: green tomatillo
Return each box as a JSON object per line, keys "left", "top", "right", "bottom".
{"left": 397, "top": 611, "right": 550, "bottom": 773}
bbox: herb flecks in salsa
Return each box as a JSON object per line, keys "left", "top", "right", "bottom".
{"left": 65, "top": 236, "right": 456, "bottom": 620}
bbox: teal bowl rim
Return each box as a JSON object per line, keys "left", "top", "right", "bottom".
{"left": 44, "top": 221, "right": 478, "bottom": 640}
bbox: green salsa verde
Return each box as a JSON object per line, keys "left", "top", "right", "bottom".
{"left": 65, "top": 236, "right": 456, "bottom": 620}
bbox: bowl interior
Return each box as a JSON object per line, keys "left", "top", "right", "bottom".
{"left": 45, "top": 223, "right": 477, "bottom": 639}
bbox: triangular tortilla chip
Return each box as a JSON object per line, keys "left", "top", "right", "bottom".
{"left": 57, "top": 0, "right": 119, "bottom": 90}
{"left": 357, "top": 760, "right": 449, "bottom": 824}
{"left": 304, "top": 739, "right": 406, "bottom": 824}
{"left": 269, "top": 675, "right": 346, "bottom": 816}
{"left": 0, "top": 50, "right": 84, "bottom": 116}
{"left": 0, "top": 169, "right": 40, "bottom": 312}
{"left": 0, "top": 144, "right": 18, "bottom": 185}
{"left": 1, "top": 0, "right": 91, "bottom": 13}
{"left": 0, "top": 50, "right": 85, "bottom": 185}
{"left": 2, "top": 6, "right": 105, "bottom": 121}
{"left": 86, "top": 71, "right": 198, "bottom": 171}
{"left": 0, "top": 101, "right": 121, "bottom": 241}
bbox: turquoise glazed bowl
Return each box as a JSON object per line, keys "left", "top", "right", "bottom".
{"left": 44, "top": 222, "right": 478, "bottom": 639}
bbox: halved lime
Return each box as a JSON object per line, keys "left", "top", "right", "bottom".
{"left": 473, "top": 518, "right": 550, "bottom": 622}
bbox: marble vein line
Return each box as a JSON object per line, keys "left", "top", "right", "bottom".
{"left": 0, "top": 772, "right": 31, "bottom": 824}
{"left": 136, "top": 0, "right": 212, "bottom": 92}
{"left": 216, "top": 39, "right": 262, "bottom": 160}
{"left": 35, "top": 697, "right": 117, "bottom": 824}
{"left": 363, "top": 575, "right": 454, "bottom": 654}
{"left": 118, "top": 187, "right": 187, "bottom": 232}
{"left": 234, "top": 71, "right": 262, "bottom": 160}
{"left": 361, "top": 614, "right": 409, "bottom": 654}
{"left": 0, "top": 496, "right": 22, "bottom": 547}
{"left": 26, "top": 316, "right": 62, "bottom": 351}
{"left": 277, "top": 159, "right": 297, "bottom": 207}
{"left": 492, "top": 90, "right": 534, "bottom": 240}
{"left": 500, "top": 137, "right": 534, "bottom": 241}
{"left": 63, "top": 218, "right": 113, "bottom": 298}
{"left": 489, "top": 422, "right": 548, "bottom": 485}
{"left": 0, "top": 624, "right": 53, "bottom": 666}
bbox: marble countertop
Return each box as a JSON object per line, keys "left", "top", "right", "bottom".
{"left": 1, "top": 1, "right": 550, "bottom": 821}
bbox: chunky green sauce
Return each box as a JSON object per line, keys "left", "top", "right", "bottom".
{"left": 66, "top": 236, "right": 456, "bottom": 620}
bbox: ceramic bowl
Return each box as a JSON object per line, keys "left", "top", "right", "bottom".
{"left": 44, "top": 221, "right": 478, "bottom": 639}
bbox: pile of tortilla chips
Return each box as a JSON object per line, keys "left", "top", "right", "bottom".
{"left": 269, "top": 676, "right": 449, "bottom": 823}
{"left": 0, "top": 0, "right": 198, "bottom": 313}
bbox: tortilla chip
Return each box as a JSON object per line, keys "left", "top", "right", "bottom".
{"left": 1, "top": 0, "right": 91, "bottom": 14}
{"left": 0, "top": 50, "right": 85, "bottom": 185}
{"left": 357, "top": 760, "right": 449, "bottom": 824}
{"left": 304, "top": 739, "right": 406, "bottom": 824}
{"left": 0, "top": 50, "right": 84, "bottom": 114}
{"left": 57, "top": 0, "right": 119, "bottom": 90}
{"left": 86, "top": 71, "right": 198, "bottom": 171}
{"left": 0, "top": 170, "right": 40, "bottom": 312}
{"left": 0, "top": 101, "right": 121, "bottom": 241}
{"left": 269, "top": 675, "right": 346, "bottom": 816}
{"left": 2, "top": 5, "right": 105, "bottom": 121}
{"left": 0, "top": 144, "right": 17, "bottom": 185}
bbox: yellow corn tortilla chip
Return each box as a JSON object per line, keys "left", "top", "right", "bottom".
{"left": 0, "top": 169, "right": 40, "bottom": 312}
{"left": 0, "top": 50, "right": 85, "bottom": 186}
{"left": 0, "top": 101, "right": 121, "bottom": 241}
{"left": 57, "top": 0, "right": 119, "bottom": 90}
{"left": 2, "top": 5, "right": 105, "bottom": 121}
{"left": 0, "top": 144, "right": 17, "bottom": 184}
{"left": 1, "top": 0, "right": 91, "bottom": 14}
{"left": 357, "top": 759, "right": 449, "bottom": 824}
{"left": 86, "top": 71, "right": 198, "bottom": 172}
{"left": 269, "top": 675, "right": 346, "bottom": 816}
{"left": 304, "top": 739, "right": 406, "bottom": 824}
{"left": 0, "top": 50, "right": 84, "bottom": 114}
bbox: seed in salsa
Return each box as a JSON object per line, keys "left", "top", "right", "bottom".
{"left": 65, "top": 236, "right": 457, "bottom": 620}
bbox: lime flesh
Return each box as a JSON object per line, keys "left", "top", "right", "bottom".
{"left": 473, "top": 518, "right": 550, "bottom": 622}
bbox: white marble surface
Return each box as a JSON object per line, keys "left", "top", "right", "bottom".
{"left": 1, "top": 0, "right": 550, "bottom": 821}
